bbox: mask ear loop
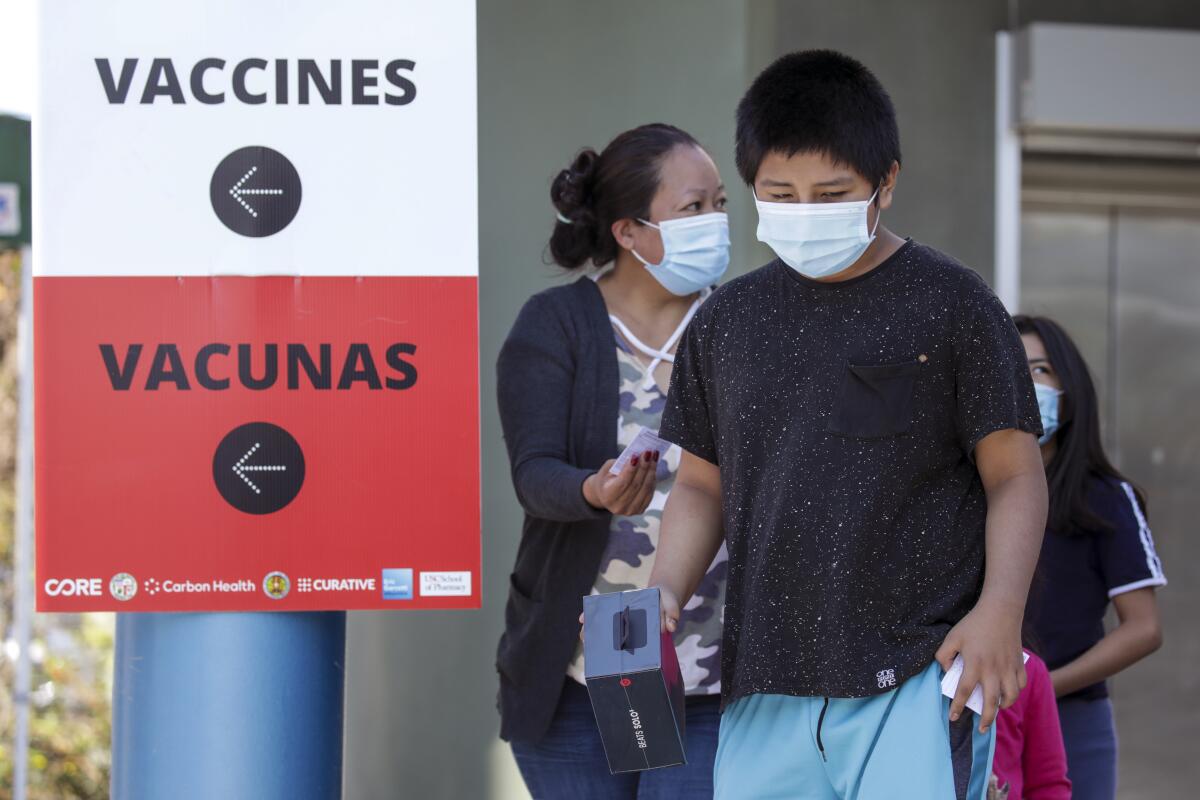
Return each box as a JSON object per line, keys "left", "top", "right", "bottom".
{"left": 867, "top": 186, "right": 883, "bottom": 239}
{"left": 630, "top": 218, "right": 664, "bottom": 268}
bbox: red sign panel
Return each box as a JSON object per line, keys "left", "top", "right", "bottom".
{"left": 36, "top": 276, "right": 480, "bottom": 610}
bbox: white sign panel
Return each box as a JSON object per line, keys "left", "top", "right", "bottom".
{"left": 36, "top": 0, "right": 477, "bottom": 277}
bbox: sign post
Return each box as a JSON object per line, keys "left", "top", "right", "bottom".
{"left": 36, "top": 2, "right": 479, "bottom": 796}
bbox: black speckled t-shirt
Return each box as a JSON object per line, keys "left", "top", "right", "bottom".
{"left": 660, "top": 240, "right": 1042, "bottom": 705}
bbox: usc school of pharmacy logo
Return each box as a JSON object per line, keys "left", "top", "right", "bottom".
{"left": 262, "top": 571, "right": 291, "bottom": 600}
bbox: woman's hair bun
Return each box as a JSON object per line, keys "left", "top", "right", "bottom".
{"left": 548, "top": 149, "right": 600, "bottom": 270}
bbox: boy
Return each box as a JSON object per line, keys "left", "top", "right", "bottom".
{"left": 650, "top": 51, "right": 1047, "bottom": 799}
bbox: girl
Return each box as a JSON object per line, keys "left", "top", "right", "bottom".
{"left": 991, "top": 648, "right": 1071, "bottom": 799}
{"left": 1017, "top": 315, "right": 1166, "bottom": 800}
{"left": 496, "top": 123, "right": 730, "bottom": 799}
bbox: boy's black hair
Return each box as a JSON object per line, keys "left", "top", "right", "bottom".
{"left": 735, "top": 50, "right": 901, "bottom": 188}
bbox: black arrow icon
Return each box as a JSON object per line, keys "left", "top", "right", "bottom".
{"left": 213, "top": 422, "right": 305, "bottom": 514}
{"left": 210, "top": 146, "right": 302, "bottom": 237}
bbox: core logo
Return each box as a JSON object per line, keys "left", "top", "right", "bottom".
{"left": 263, "top": 571, "right": 291, "bottom": 600}
{"left": 144, "top": 578, "right": 161, "bottom": 596}
{"left": 44, "top": 578, "right": 102, "bottom": 597}
{"left": 109, "top": 573, "right": 138, "bottom": 601}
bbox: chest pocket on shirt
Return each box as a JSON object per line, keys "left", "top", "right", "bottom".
{"left": 828, "top": 360, "right": 922, "bottom": 438}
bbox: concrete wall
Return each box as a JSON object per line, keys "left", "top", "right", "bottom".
{"left": 343, "top": 3, "right": 754, "bottom": 798}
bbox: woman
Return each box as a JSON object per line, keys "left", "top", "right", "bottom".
{"left": 496, "top": 123, "right": 730, "bottom": 799}
{"left": 1017, "top": 315, "right": 1166, "bottom": 800}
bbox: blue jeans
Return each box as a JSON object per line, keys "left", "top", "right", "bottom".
{"left": 1058, "top": 696, "right": 1117, "bottom": 800}
{"left": 511, "top": 679, "right": 721, "bottom": 799}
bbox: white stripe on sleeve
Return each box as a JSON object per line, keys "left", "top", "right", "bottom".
{"left": 1116, "top": 481, "right": 1166, "bottom": 594}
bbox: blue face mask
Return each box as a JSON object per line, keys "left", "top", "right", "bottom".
{"left": 632, "top": 212, "right": 730, "bottom": 296}
{"left": 1034, "top": 383, "right": 1063, "bottom": 445}
{"left": 754, "top": 188, "right": 880, "bottom": 280}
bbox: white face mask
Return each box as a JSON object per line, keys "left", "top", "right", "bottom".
{"left": 754, "top": 188, "right": 881, "bottom": 280}
{"left": 631, "top": 212, "right": 730, "bottom": 296}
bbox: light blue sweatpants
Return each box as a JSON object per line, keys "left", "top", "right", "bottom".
{"left": 714, "top": 662, "right": 995, "bottom": 800}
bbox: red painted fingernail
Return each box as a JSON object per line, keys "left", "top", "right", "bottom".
{"left": 631, "top": 456, "right": 639, "bottom": 466}
{"left": 643, "top": 450, "right": 652, "bottom": 460}
{"left": 653, "top": 451, "right": 660, "bottom": 462}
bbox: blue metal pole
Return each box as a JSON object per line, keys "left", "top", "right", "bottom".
{"left": 111, "top": 612, "right": 346, "bottom": 800}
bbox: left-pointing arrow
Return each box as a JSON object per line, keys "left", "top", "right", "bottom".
{"left": 232, "top": 442, "right": 287, "bottom": 494}
{"left": 228, "top": 165, "right": 284, "bottom": 218}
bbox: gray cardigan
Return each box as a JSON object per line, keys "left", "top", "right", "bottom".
{"left": 495, "top": 275, "right": 620, "bottom": 743}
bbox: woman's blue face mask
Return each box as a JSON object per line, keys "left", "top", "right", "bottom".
{"left": 631, "top": 212, "right": 730, "bottom": 296}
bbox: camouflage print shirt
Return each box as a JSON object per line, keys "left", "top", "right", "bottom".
{"left": 567, "top": 338, "right": 728, "bottom": 696}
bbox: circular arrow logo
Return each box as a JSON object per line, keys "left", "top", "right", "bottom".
{"left": 213, "top": 422, "right": 305, "bottom": 514}
{"left": 210, "top": 146, "right": 302, "bottom": 237}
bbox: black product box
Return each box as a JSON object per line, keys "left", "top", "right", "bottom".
{"left": 582, "top": 587, "right": 686, "bottom": 774}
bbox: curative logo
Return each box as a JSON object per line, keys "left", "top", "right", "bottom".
{"left": 263, "top": 571, "right": 291, "bottom": 600}
{"left": 300, "top": 577, "right": 377, "bottom": 592}
{"left": 109, "top": 573, "right": 138, "bottom": 601}
{"left": 213, "top": 422, "right": 306, "bottom": 514}
{"left": 381, "top": 569, "right": 413, "bottom": 600}
{"left": 876, "top": 668, "right": 897, "bottom": 689}
{"left": 210, "top": 146, "right": 302, "bottom": 237}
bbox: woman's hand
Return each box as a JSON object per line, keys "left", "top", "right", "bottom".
{"left": 582, "top": 453, "right": 660, "bottom": 515}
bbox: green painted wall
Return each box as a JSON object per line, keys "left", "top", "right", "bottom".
{"left": 0, "top": 115, "right": 31, "bottom": 248}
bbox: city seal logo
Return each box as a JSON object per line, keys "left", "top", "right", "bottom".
{"left": 109, "top": 572, "right": 138, "bottom": 601}
{"left": 262, "top": 571, "right": 291, "bottom": 600}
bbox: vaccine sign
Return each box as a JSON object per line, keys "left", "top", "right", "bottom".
{"left": 35, "top": 0, "right": 480, "bottom": 611}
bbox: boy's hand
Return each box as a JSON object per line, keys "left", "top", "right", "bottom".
{"left": 577, "top": 585, "right": 682, "bottom": 642}
{"left": 935, "top": 601, "right": 1027, "bottom": 733}
{"left": 655, "top": 585, "right": 681, "bottom": 635}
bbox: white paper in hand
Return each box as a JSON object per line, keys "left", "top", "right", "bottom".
{"left": 609, "top": 427, "right": 673, "bottom": 475}
{"left": 941, "top": 651, "right": 1031, "bottom": 716}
